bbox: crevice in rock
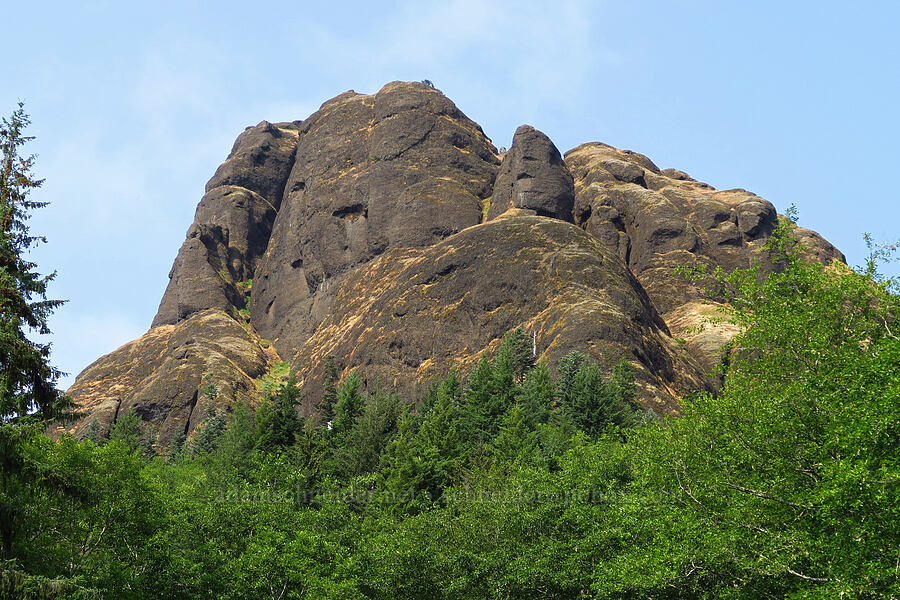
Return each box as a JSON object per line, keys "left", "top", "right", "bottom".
{"left": 332, "top": 204, "right": 367, "bottom": 219}
{"left": 184, "top": 390, "right": 199, "bottom": 435}
{"left": 111, "top": 398, "right": 122, "bottom": 425}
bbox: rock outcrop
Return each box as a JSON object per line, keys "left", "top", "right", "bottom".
{"left": 64, "top": 82, "right": 845, "bottom": 444}
{"left": 487, "top": 125, "right": 575, "bottom": 222}
{"left": 60, "top": 310, "right": 272, "bottom": 444}
{"left": 291, "top": 215, "right": 711, "bottom": 414}
{"left": 566, "top": 142, "right": 844, "bottom": 371}
{"left": 153, "top": 122, "right": 300, "bottom": 327}
{"left": 250, "top": 82, "right": 500, "bottom": 352}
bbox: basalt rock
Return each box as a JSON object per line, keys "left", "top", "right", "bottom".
{"left": 153, "top": 121, "right": 300, "bottom": 327}
{"left": 291, "top": 215, "right": 711, "bottom": 414}
{"left": 250, "top": 82, "right": 501, "bottom": 352}
{"left": 487, "top": 125, "right": 575, "bottom": 222}
{"left": 566, "top": 142, "right": 844, "bottom": 373}
{"left": 57, "top": 310, "right": 272, "bottom": 446}
{"left": 66, "top": 82, "right": 845, "bottom": 443}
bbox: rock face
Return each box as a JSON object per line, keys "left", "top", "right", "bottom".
{"left": 566, "top": 142, "right": 844, "bottom": 371}
{"left": 487, "top": 125, "right": 575, "bottom": 222}
{"left": 292, "top": 215, "right": 711, "bottom": 414}
{"left": 153, "top": 122, "right": 300, "bottom": 327}
{"left": 65, "top": 82, "right": 845, "bottom": 444}
{"left": 249, "top": 82, "right": 500, "bottom": 354}
{"left": 58, "top": 310, "right": 272, "bottom": 444}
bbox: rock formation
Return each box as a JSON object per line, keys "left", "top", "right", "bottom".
{"left": 60, "top": 82, "right": 845, "bottom": 445}
{"left": 487, "top": 125, "right": 575, "bottom": 222}
{"left": 566, "top": 142, "right": 843, "bottom": 372}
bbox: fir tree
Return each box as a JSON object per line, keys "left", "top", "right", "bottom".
{"left": 255, "top": 375, "right": 304, "bottom": 452}
{"left": 0, "top": 103, "right": 68, "bottom": 421}
{"left": 331, "top": 370, "right": 364, "bottom": 435}
{"left": 318, "top": 354, "right": 339, "bottom": 425}
{"left": 108, "top": 408, "right": 143, "bottom": 453}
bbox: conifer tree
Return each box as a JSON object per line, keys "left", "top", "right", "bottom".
{"left": 318, "top": 354, "right": 339, "bottom": 425}
{"left": 0, "top": 103, "right": 68, "bottom": 421}
{"left": 255, "top": 374, "right": 304, "bottom": 451}
{"left": 331, "top": 370, "right": 363, "bottom": 435}
{"left": 108, "top": 409, "right": 143, "bottom": 453}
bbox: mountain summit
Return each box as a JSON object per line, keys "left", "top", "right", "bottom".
{"left": 61, "top": 82, "right": 843, "bottom": 444}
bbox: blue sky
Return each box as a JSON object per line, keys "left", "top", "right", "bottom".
{"left": 4, "top": 0, "right": 899, "bottom": 388}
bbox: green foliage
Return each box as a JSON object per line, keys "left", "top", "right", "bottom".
{"left": 200, "top": 375, "right": 218, "bottom": 402}
{"left": 557, "top": 353, "right": 638, "bottom": 435}
{"left": 10, "top": 222, "right": 899, "bottom": 598}
{"left": 379, "top": 386, "right": 467, "bottom": 511}
{"left": 259, "top": 361, "right": 291, "bottom": 397}
{"left": 107, "top": 409, "right": 142, "bottom": 453}
{"left": 168, "top": 428, "right": 186, "bottom": 460}
{"left": 254, "top": 375, "right": 304, "bottom": 452}
{"left": 331, "top": 371, "right": 363, "bottom": 435}
{"left": 84, "top": 418, "right": 101, "bottom": 444}
{"left": 592, "top": 223, "right": 900, "bottom": 597}
{"left": 330, "top": 389, "right": 402, "bottom": 479}
{"left": 188, "top": 405, "right": 227, "bottom": 457}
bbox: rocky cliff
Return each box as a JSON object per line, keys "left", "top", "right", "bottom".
{"left": 60, "top": 81, "right": 843, "bottom": 444}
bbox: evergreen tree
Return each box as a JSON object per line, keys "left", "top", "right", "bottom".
{"left": 0, "top": 106, "right": 72, "bottom": 567}
{"left": 556, "top": 350, "right": 587, "bottom": 409}
{"left": 318, "top": 354, "right": 339, "bottom": 425}
{"left": 495, "top": 327, "right": 535, "bottom": 383}
{"left": 516, "top": 360, "right": 554, "bottom": 427}
{"left": 108, "top": 408, "right": 143, "bottom": 453}
{"left": 85, "top": 417, "right": 102, "bottom": 443}
{"left": 460, "top": 355, "right": 494, "bottom": 438}
{"left": 0, "top": 103, "right": 68, "bottom": 421}
{"left": 331, "top": 370, "right": 363, "bottom": 435}
{"left": 216, "top": 401, "right": 256, "bottom": 465}
{"left": 381, "top": 380, "right": 467, "bottom": 510}
{"left": 168, "top": 427, "right": 186, "bottom": 460}
{"left": 331, "top": 389, "right": 403, "bottom": 478}
{"left": 255, "top": 375, "right": 304, "bottom": 452}
{"left": 189, "top": 405, "right": 228, "bottom": 457}
{"left": 558, "top": 354, "right": 639, "bottom": 435}
{"left": 492, "top": 404, "right": 538, "bottom": 464}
